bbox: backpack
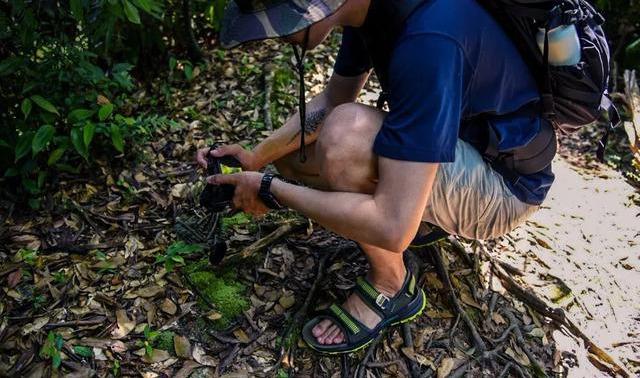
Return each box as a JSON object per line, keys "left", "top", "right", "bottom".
{"left": 474, "top": 0, "right": 619, "bottom": 160}
{"left": 377, "top": 0, "right": 619, "bottom": 160}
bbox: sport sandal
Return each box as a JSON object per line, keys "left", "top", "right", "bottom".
{"left": 301, "top": 268, "right": 427, "bottom": 354}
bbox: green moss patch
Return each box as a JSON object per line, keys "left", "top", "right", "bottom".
{"left": 187, "top": 264, "right": 249, "bottom": 329}
{"left": 153, "top": 331, "right": 175, "bottom": 352}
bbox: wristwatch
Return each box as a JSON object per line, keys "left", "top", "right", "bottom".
{"left": 258, "top": 173, "right": 285, "bottom": 210}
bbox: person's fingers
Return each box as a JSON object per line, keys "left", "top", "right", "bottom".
{"left": 206, "top": 173, "right": 239, "bottom": 185}
{"left": 196, "top": 148, "right": 209, "bottom": 168}
{"left": 212, "top": 144, "right": 242, "bottom": 157}
{"left": 233, "top": 196, "right": 242, "bottom": 210}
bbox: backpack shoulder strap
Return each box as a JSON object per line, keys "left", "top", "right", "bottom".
{"left": 384, "top": 0, "right": 429, "bottom": 35}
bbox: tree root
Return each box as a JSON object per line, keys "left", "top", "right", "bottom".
{"left": 430, "top": 245, "right": 487, "bottom": 353}
{"left": 481, "top": 244, "right": 631, "bottom": 377}
{"left": 401, "top": 323, "right": 422, "bottom": 378}
{"left": 269, "top": 242, "right": 342, "bottom": 374}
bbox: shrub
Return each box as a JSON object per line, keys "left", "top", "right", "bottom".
{"left": 0, "top": 0, "right": 170, "bottom": 204}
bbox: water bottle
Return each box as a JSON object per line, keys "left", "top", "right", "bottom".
{"left": 536, "top": 24, "right": 582, "bottom": 66}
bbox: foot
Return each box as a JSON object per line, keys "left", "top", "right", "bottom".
{"left": 312, "top": 271, "right": 406, "bottom": 345}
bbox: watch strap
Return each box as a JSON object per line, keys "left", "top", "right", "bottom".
{"left": 259, "top": 173, "right": 284, "bottom": 210}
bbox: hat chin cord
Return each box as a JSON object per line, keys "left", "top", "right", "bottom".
{"left": 292, "top": 27, "right": 311, "bottom": 163}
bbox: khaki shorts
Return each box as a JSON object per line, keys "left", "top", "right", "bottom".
{"left": 422, "top": 139, "right": 540, "bottom": 240}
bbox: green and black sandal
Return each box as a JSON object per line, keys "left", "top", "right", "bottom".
{"left": 301, "top": 268, "right": 427, "bottom": 354}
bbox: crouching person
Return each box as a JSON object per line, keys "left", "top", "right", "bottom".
{"left": 196, "top": 0, "right": 555, "bottom": 353}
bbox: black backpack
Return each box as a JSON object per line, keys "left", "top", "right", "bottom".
{"left": 378, "top": 0, "right": 619, "bottom": 160}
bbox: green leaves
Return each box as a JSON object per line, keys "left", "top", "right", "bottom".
{"left": 625, "top": 37, "right": 640, "bottom": 69}
{"left": 132, "top": 0, "right": 152, "bottom": 13}
{"left": 40, "top": 332, "right": 63, "bottom": 370}
{"left": 122, "top": 0, "right": 141, "bottom": 24}
{"left": 68, "top": 109, "right": 94, "bottom": 123}
{"left": 30, "top": 95, "right": 59, "bottom": 116}
{"left": 69, "top": 0, "right": 84, "bottom": 23}
{"left": 99, "top": 103, "right": 114, "bottom": 121}
{"left": 48, "top": 147, "right": 67, "bottom": 166}
{"left": 71, "top": 128, "right": 88, "bottom": 161}
{"left": 110, "top": 124, "right": 124, "bottom": 153}
{"left": 156, "top": 242, "right": 203, "bottom": 272}
{"left": 21, "top": 98, "right": 32, "bottom": 119}
{"left": 32, "top": 125, "right": 55, "bottom": 155}
{"left": 15, "top": 132, "right": 34, "bottom": 162}
{"left": 83, "top": 122, "right": 96, "bottom": 148}
{"left": 73, "top": 345, "right": 93, "bottom": 358}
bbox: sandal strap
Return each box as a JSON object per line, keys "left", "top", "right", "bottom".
{"left": 354, "top": 270, "right": 418, "bottom": 317}
{"left": 327, "top": 303, "right": 366, "bottom": 335}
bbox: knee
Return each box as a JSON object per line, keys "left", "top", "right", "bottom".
{"left": 316, "top": 103, "right": 373, "bottom": 190}
{"left": 318, "top": 103, "right": 369, "bottom": 148}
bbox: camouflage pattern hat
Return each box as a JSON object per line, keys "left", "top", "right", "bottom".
{"left": 219, "top": 0, "right": 347, "bottom": 48}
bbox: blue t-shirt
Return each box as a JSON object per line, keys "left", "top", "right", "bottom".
{"left": 333, "top": 0, "right": 555, "bottom": 205}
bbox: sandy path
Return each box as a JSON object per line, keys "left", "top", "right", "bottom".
{"left": 493, "top": 156, "right": 640, "bottom": 376}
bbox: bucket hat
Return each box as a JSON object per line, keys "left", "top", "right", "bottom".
{"left": 219, "top": 0, "right": 347, "bottom": 48}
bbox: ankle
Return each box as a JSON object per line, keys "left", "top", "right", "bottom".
{"left": 368, "top": 267, "right": 407, "bottom": 296}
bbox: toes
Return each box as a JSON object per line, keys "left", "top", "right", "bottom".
{"left": 312, "top": 319, "right": 332, "bottom": 337}
{"left": 328, "top": 327, "right": 345, "bottom": 345}
{"left": 324, "top": 325, "right": 342, "bottom": 344}
{"left": 319, "top": 324, "right": 338, "bottom": 344}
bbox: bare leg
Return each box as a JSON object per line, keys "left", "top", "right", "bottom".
{"left": 274, "top": 103, "right": 409, "bottom": 345}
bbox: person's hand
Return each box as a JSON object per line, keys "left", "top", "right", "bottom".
{"left": 207, "top": 171, "right": 269, "bottom": 216}
{"left": 196, "top": 144, "right": 259, "bottom": 171}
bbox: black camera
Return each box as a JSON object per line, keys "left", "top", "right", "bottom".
{"left": 199, "top": 147, "right": 243, "bottom": 212}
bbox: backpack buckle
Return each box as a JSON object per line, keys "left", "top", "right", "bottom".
{"left": 376, "top": 293, "right": 390, "bottom": 309}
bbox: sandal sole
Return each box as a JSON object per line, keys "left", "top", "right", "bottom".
{"left": 306, "top": 289, "right": 428, "bottom": 355}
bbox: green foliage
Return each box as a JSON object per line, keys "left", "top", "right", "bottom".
{"left": 0, "top": 0, "right": 191, "bottom": 203}
{"left": 187, "top": 267, "right": 250, "bottom": 329}
{"left": 32, "top": 293, "right": 47, "bottom": 310}
{"left": 112, "top": 360, "right": 121, "bottom": 377}
{"left": 156, "top": 241, "right": 203, "bottom": 272}
{"left": 153, "top": 331, "right": 176, "bottom": 352}
{"left": 137, "top": 324, "right": 160, "bottom": 358}
{"left": 221, "top": 212, "right": 254, "bottom": 232}
{"left": 40, "top": 331, "right": 63, "bottom": 370}
{"left": 594, "top": 0, "right": 640, "bottom": 69}
{"left": 203, "top": 0, "right": 229, "bottom": 31}
{"left": 18, "top": 248, "right": 37, "bottom": 266}
{"left": 73, "top": 345, "right": 93, "bottom": 358}
{"left": 53, "top": 270, "right": 68, "bottom": 285}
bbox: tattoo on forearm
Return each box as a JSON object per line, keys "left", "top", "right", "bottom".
{"left": 287, "top": 108, "right": 328, "bottom": 144}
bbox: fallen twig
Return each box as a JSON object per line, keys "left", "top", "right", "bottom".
{"left": 236, "top": 219, "right": 306, "bottom": 260}
{"left": 44, "top": 317, "right": 107, "bottom": 330}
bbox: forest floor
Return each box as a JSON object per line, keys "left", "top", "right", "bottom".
{"left": 1, "top": 34, "right": 639, "bottom": 377}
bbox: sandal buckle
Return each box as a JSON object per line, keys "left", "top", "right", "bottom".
{"left": 375, "top": 293, "right": 390, "bottom": 309}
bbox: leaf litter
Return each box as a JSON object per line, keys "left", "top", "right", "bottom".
{"left": 0, "top": 32, "right": 636, "bottom": 378}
